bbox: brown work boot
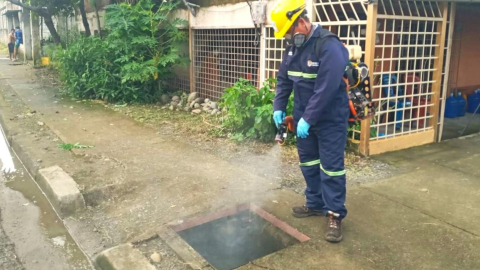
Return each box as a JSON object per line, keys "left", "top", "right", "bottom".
{"left": 292, "top": 206, "right": 323, "bottom": 218}
{"left": 325, "top": 211, "right": 343, "bottom": 243}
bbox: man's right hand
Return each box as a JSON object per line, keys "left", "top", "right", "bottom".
{"left": 273, "top": 111, "right": 286, "bottom": 128}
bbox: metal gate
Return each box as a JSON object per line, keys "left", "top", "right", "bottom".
{"left": 192, "top": 28, "right": 260, "bottom": 100}
{"left": 366, "top": 0, "right": 448, "bottom": 154}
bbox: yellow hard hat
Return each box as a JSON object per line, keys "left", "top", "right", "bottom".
{"left": 270, "top": 0, "right": 306, "bottom": 39}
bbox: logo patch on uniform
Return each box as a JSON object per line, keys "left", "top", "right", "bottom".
{"left": 307, "top": 60, "right": 319, "bottom": 67}
{"left": 288, "top": 51, "right": 293, "bottom": 56}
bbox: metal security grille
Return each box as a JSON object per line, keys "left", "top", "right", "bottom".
{"left": 193, "top": 28, "right": 260, "bottom": 100}
{"left": 264, "top": 27, "right": 287, "bottom": 83}
{"left": 370, "top": 0, "right": 444, "bottom": 140}
{"left": 167, "top": 74, "right": 190, "bottom": 93}
{"left": 313, "top": 0, "right": 368, "bottom": 55}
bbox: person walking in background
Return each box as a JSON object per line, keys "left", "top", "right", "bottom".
{"left": 8, "top": 28, "right": 16, "bottom": 61}
{"left": 13, "top": 26, "right": 23, "bottom": 61}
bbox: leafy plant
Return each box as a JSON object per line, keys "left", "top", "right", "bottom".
{"left": 54, "top": 0, "right": 188, "bottom": 103}
{"left": 220, "top": 78, "right": 294, "bottom": 142}
{"left": 59, "top": 143, "right": 93, "bottom": 151}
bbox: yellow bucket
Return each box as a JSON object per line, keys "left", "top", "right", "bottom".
{"left": 41, "top": 56, "right": 50, "bottom": 66}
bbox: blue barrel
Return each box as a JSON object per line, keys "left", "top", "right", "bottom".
{"left": 457, "top": 92, "right": 466, "bottom": 117}
{"left": 467, "top": 90, "right": 480, "bottom": 114}
{"left": 444, "top": 93, "right": 458, "bottom": 118}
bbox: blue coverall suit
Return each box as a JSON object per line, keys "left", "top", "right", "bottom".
{"left": 273, "top": 26, "right": 350, "bottom": 219}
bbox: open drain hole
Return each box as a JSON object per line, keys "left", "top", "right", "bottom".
{"left": 169, "top": 204, "right": 309, "bottom": 270}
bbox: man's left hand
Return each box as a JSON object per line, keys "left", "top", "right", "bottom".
{"left": 297, "top": 118, "right": 311, "bottom": 138}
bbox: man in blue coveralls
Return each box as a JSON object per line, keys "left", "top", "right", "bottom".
{"left": 270, "top": 0, "right": 350, "bottom": 243}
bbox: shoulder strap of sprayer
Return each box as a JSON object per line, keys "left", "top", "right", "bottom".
{"left": 314, "top": 28, "right": 340, "bottom": 60}
{"left": 314, "top": 28, "right": 351, "bottom": 91}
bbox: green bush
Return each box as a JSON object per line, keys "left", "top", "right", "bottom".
{"left": 220, "top": 78, "right": 294, "bottom": 142}
{"left": 54, "top": 0, "right": 187, "bottom": 103}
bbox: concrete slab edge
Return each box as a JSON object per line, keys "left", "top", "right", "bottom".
{"left": 95, "top": 244, "right": 156, "bottom": 270}
{"left": 37, "top": 165, "right": 86, "bottom": 217}
{"left": 157, "top": 226, "right": 210, "bottom": 270}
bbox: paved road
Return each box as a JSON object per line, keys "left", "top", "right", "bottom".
{"left": 0, "top": 161, "right": 92, "bottom": 270}
{"left": 0, "top": 173, "right": 24, "bottom": 270}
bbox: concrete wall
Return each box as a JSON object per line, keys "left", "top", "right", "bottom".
{"left": 448, "top": 4, "right": 480, "bottom": 96}
{"left": 75, "top": 10, "right": 105, "bottom": 35}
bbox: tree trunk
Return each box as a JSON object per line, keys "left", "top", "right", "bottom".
{"left": 94, "top": 6, "right": 102, "bottom": 38}
{"left": 79, "top": 0, "right": 91, "bottom": 37}
{"left": 44, "top": 16, "right": 61, "bottom": 45}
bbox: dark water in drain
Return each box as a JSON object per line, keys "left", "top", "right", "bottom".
{"left": 177, "top": 210, "right": 299, "bottom": 270}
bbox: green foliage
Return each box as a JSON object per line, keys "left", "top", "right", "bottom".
{"left": 54, "top": 0, "right": 187, "bottom": 103}
{"left": 220, "top": 78, "right": 294, "bottom": 142}
{"left": 58, "top": 143, "right": 93, "bottom": 151}
{"left": 347, "top": 119, "right": 377, "bottom": 140}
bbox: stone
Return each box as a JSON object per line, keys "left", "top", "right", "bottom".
{"left": 204, "top": 98, "right": 210, "bottom": 103}
{"left": 170, "top": 101, "right": 178, "bottom": 107}
{"left": 194, "top": 97, "right": 204, "bottom": 104}
{"left": 150, "top": 252, "right": 161, "bottom": 263}
{"left": 187, "top": 92, "right": 198, "bottom": 103}
{"left": 203, "top": 106, "right": 211, "bottom": 112}
{"left": 217, "top": 111, "right": 222, "bottom": 115}
{"left": 194, "top": 103, "right": 201, "bottom": 109}
{"left": 190, "top": 101, "right": 196, "bottom": 108}
{"left": 169, "top": 105, "right": 174, "bottom": 111}
{"left": 209, "top": 102, "right": 218, "bottom": 109}
{"left": 172, "top": 96, "right": 180, "bottom": 102}
{"left": 211, "top": 109, "right": 219, "bottom": 115}
{"left": 177, "top": 103, "right": 183, "bottom": 108}
{"left": 160, "top": 94, "right": 170, "bottom": 104}
{"left": 184, "top": 107, "right": 192, "bottom": 112}
{"left": 96, "top": 244, "right": 156, "bottom": 270}
{"left": 37, "top": 166, "right": 85, "bottom": 217}
{"left": 37, "top": 121, "right": 45, "bottom": 126}
{"left": 192, "top": 109, "right": 202, "bottom": 114}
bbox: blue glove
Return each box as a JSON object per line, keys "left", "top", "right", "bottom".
{"left": 273, "top": 111, "right": 286, "bottom": 128}
{"left": 297, "top": 118, "right": 311, "bottom": 138}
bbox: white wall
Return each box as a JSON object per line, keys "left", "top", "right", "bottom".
{"left": 75, "top": 10, "right": 105, "bottom": 35}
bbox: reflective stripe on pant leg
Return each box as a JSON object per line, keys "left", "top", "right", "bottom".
{"left": 299, "top": 159, "right": 320, "bottom": 166}
{"left": 320, "top": 164, "right": 346, "bottom": 176}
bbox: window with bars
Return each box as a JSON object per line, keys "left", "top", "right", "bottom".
{"left": 371, "top": 0, "right": 444, "bottom": 140}
{"left": 192, "top": 28, "right": 260, "bottom": 100}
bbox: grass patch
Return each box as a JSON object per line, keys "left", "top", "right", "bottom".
{"left": 59, "top": 143, "right": 93, "bottom": 151}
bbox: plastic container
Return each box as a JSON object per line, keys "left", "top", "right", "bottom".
{"left": 41, "top": 56, "right": 50, "bottom": 66}
{"left": 382, "top": 74, "right": 403, "bottom": 97}
{"left": 404, "top": 73, "right": 420, "bottom": 97}
{"left": 467, "top": 90, "right": 480, "bottom": 114}
{"left": 413, "top": 98, "right": 428, "bottom": 128}
{"left": 444, "top": 93, "right": 458, "bottom": 118}
{"left": 457, "top": 92, "right": 466, "bottom": 117}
